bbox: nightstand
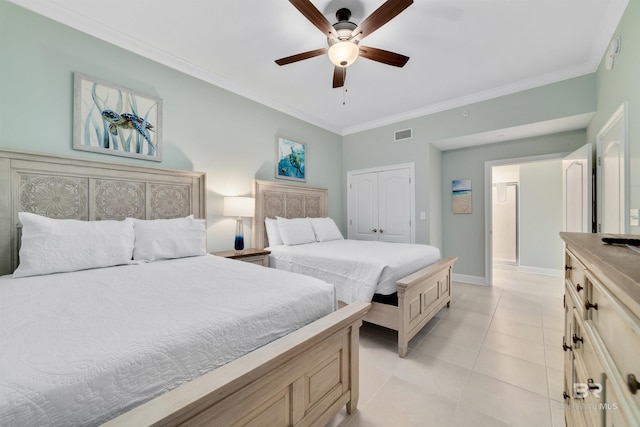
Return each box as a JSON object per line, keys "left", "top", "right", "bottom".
{"left": 211, "top": 248, "right": 270, "bottom": 267}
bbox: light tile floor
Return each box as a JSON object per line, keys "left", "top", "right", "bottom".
{"left": 328, "top": 267, "right": 566, "bottom": 427}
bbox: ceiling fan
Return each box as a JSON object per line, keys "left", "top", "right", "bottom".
{"left": 275, "top": 0, "right": 413, "bottom": 88}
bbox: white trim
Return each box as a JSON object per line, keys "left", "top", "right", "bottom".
{"left": 8, "top": 0, "right": 627, "bottom": 137}
{"left": 347, "top": 163, "right": 416, "bottom": 244}
{"left": 596, "top": 102, "right": 629, "bottom": 233}
{"left": 485, "top": 153, "right": 569, "bottom": 287}
{"left": 517, "top": 265, "right": 564, "bottom": 278}
{"left": 452, "top": 274, "right": 488, "bottom": 286}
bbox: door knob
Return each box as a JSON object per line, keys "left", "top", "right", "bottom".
{"left": 379, "top": 229, "right": 384, "bottom": 233}
{"left": 371, "top": 229, "right": 377, "bottom": 233}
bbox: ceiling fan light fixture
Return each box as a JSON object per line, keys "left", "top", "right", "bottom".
{"left": 328, "top": 41, "right": 359, "bottom": 67}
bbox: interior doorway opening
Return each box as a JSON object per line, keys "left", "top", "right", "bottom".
{"left": 485, "top": 153, "right": 568, "bottom": 286}
{"left": 492, "top": 181, "right": 519, "bottom": 266}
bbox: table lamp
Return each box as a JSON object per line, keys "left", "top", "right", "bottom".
{"left": 223, "top": 196, "right": 255, "bottom": 252}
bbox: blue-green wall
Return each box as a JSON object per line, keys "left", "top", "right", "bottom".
{"left": 0, "top": 1, "right": 343, "bottom": 251}
{"left": 2, "top": 1, "right": 638, "bottom": 282}
{"left": 588, "top": 0, "right": 640, "bottom": 234}
{"left": 343, "top": 77, "right": 595, "bottom": 280}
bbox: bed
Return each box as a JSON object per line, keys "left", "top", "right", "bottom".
{"left": 0, "top": 149, "right": 370, "bottom": 426}
{"left": 253, "top": 179, "right": 456, "bottom": 357}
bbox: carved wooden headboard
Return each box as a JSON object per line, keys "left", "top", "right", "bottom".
{"left": 0, "top": 149, "right": 206, "bottom": 275}
{"left": 252, "top": 180, "right": 328, "bottom": 249}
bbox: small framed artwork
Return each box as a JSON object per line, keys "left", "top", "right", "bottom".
{"left": 73, "top": 72, "right": 162, "bottom": 161}
{"left": 275, "top": 137, "right": 306, "bottom": 182}
{"left": 452, "top": 179, "right": 472, "bottom": 214}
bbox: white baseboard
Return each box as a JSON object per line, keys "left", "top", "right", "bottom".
{"left": 452, "top": 273, "right": 488, "bottom": 286}
{"left": 517, "top": 265, "right": 564, "bottom": 277}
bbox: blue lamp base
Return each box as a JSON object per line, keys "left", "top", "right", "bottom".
{"left": 234, "top": 217, "right": 245, "bottom": 252}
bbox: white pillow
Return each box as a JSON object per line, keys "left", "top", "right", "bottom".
{"left": 14, "top": 212, "right": 135, "bottom": 278}
{"left": 265, "top": 217, "right": 284, "bottom": 246}
{"left": 276, "top": 217, "right": 316, "bottom": 246}
{"left": 310, "top": 217, "right": 344, "bottom": 242}
{"left": 133, "top": 216, "right": 206, "bottom": 261}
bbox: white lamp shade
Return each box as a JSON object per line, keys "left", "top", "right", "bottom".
{"left": 223, "top": 196, "right": 255, "bottom": 217}
{"left": 328, "top": 41, "right": 359, "bottom": 67}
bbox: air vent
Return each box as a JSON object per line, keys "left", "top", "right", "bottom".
{"left": 394, "top": 128, "right": 413, "bottom": 142}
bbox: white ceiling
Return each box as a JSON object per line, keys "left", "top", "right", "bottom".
{"left": 9, "top": 0, "right": 628, "bottom": 142}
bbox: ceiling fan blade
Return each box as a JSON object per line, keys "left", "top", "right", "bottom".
{"left": 289, "top": 0, "right": 338, "bottom": 38}
{"left": 358, "top": 46, "right": 409, "bottom": 67}
{"left": 275, "top": 48, "right": 328, "bottom": 66}
{"left": 333, "top": 66, "right": 346, "bottom": 88}
{"left": 352, "top": 0, "right": 413, "bottom": 41}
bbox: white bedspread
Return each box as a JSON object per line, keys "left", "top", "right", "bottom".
{"left": 0, "top": 254, "right": 335, "bottom": 426}
{"left": 267, "top": 240, "right": 441, "bottom": 303}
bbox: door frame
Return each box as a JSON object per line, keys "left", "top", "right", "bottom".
{"left": 347, "top": 162, "right": 416, "bottom": 243}
{"left": 596, "top": 102, "right": 629, "bottom": 234}
{"left": 484, "top": 153, "right": 569, "bottom": 286}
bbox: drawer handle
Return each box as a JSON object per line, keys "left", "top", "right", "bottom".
{"left": 585, "top": 300, "right": 598, "bottom": 311}
{"left": 562, "top": 342, "right": 572, "bottom": 352}
{"left": 565, "top": 265, "right": 573, "bottom": 271}
{"left": 628, "top": 374, "right": 639, "bottom": 395}
{"left": 572, "top": 334, "right": 583, "bottom": 345}
{"left": 576, "top": 283, "right": 583, "bottom": 292}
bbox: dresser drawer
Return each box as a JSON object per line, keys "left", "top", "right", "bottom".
{"left": 573, "top": 355, "right": 601, "bottom": 426}
{"left": 565, "top": 250, "right": 588, "bottom": 317}
{"left": 586, "top": 270, "right": 640, "bottom": 412}
{"left": 604, "top": 376, "right": 633, "bottom": 427}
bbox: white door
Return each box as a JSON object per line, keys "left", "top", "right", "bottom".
{"left": 349, "top": 172, "right": 379, "bottom": 241}
{"left": 348, "top": 164, "right": 414, "bottom": 243}
{"left": 597, "top": 104, "right": 628, "bottom": 234}
{"left": 562, "top": 143, "right": 592, "bottom": 233}
{"left": 378, "top": 168, "right": 411, "bottom": 243}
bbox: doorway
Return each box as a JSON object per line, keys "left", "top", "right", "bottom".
{"left": 492, "top": 179, "right": 519, "bottom": 266}
{"left": 485, "top": 153, "right": 568, "bottom": 286}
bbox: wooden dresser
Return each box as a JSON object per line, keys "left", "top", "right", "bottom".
{"left": 560, "top": 232, "right": 640, "bottom": 426}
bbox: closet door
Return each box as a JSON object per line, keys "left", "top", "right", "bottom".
{"left": 349, "top": 172, "right": 379, "bottom": 241}
{"left": 348, "top": 164, "right": 414, "bottom": 243}
{"left": 378, "top": 168, "right": 411, "bottom": 243}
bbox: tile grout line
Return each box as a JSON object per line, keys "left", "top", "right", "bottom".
{"left": 448, "top": 285, "right": 505, "bottom": 426}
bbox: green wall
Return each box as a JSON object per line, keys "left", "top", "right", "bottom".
{"left": 441, "top": 131, "right": 586, "bottom": 280}
{"left": 519, "top": 160, "right": 564, "bottom": 272}
{"left": 587, "top": 0, "right": 640, "bottom": 234}
{"left": 0, "top": 1, "right": 343, "bottom": 251}
{"left": 2, "top": 0, "right": 637, "bottom": 281}
{"left": 343, "top": 76, "right": 595, "bottom": 280}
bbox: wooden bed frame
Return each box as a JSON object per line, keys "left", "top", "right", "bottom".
{"left": 0, "top": 149, "right": 370, "bottom": 426}
{"left": 253, "top": 179, "right": 456, "bottom": 357}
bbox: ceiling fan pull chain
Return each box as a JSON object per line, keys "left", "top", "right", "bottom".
{"left": 342, "top": 69, "right": 347, "bottom": 105}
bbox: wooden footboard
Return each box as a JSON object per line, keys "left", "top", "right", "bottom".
{"left": 102, "top": 302, "right": 370, "bottom": 426}
{"left": 363, "top": 257, "right": 457, "bottom": 357}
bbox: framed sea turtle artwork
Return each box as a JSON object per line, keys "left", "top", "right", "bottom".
{"left": 275, "top": 136, "right": 306, "bottom": 182}
{"left": 73, "top": 73, "right": 162, "bottom": 161}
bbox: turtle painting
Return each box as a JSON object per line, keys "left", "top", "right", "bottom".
{"left": 101, "top": 110, "right": 155, "bottom": 146}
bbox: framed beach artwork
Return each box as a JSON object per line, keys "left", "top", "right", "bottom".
{"left": 275, "top": 137, "right": 306, "bottom": 182}
{"left": 452, "top": 179, "right": 472, "bottom": 214}
{"left": 73, "top": 73, "right": 162, "bottom": 161}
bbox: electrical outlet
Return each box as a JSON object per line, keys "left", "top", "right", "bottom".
{"left": 631, "top": 208, "right": 639, "bottom": 227}
{"left": 420, "top": 211, "right": 426, "bottom": 220}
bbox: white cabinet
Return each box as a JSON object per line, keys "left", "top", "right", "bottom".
{"left": 348, "top": 164, "right": 414, "bottom": 243}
